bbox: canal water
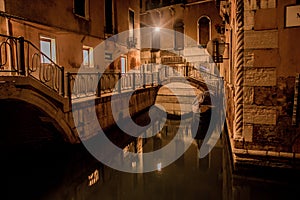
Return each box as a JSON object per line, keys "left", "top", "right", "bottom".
{"left": 4, "top": 111, "right": 300, "bottom": 200}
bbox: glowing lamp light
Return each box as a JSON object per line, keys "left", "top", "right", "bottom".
{"left": 207, "top": 38, "right": 229, "bottom": 63}
{"left": 154, "top": 27, "right": 160, "bottom": 32}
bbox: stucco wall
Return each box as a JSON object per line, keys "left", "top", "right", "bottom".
{"left": 140, "top": 1, "right": 222, "bottom": 49}
{"left": 5, "top": 0, "right": 104, "bottom": 36}
{"left": 1, "top": 0, "right": 141, "bottom": 72}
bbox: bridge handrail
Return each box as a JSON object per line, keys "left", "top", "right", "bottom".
{"left": 0, "top": 34, "right": 65, "bottom": 96}
{"left": 68, "top": 65, "right": 223, "bottom": 101}
{"left": 0, "top": 34, "right": 20, "bottom": 73}
{"left": 67, "top": 71, "right": 164, "bottom": 100}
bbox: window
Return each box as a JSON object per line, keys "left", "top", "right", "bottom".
{"left": 198, "top": 16, "right": 211, "bottom": 47}
{"left": 162, "top": 0, "right": 169, "bottom": 6}
{"left": 83, "top": 46, "right": 94, "bottom": 68}
{"left": 0, "top": 0, "right": 5, "bottom": 12}
{"left": 105, "top": 0, "right": 113, "bottom": 34}
{"left": 127, "top": 10, "right": 136, "bottom": 48}
{"left": 146, "top": 0, "right": 150, "bottom": 10}
{"left": 40, "top": 36, "right": 56, "bottom": 63}
{"left": 74, "top": 0, "right": 89, "bottom": 18}
{"left": 129, "top": 10, "right": 135, "bottom": 38}
{"left": 152, "top": 27, "right": 160, "bottom": 50}
{"left": 120, "top": 56, "right": 127, "bottom": 74}
{"left": 174, "top": 20, "right": 184, "bottom": 50}
{"left": 152, "top": 0, "right": 160, "bottom": 8}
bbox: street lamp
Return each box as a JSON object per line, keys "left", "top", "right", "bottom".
{"left": 207, "top": 38, "right": 229, "bottom": 63}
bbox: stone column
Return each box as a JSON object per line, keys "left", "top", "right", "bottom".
{"left": 233, "top": 0, "right": 244, "bottom": 143}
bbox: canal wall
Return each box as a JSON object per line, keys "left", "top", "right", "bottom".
{"left": 71, "top": 87, "right": 159, "bottom": 141}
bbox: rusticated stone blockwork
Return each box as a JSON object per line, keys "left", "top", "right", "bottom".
{"left": 244, "top": 67, "right": 276, "bottom": 86}
{"left": 244, "top": 105, "right": 277, "bottom": 125}
{"left": 243, "top": 124, "right": 253, "bottom": 142}
{"left": 251, "top": 124, "right": 299, "bottom": 152}
{"left": 254, "top": 86, "right": 277, "bottom": 106}
{"left": 244, "top": 30, "right": 278, "bottom": 49}
{"left": 243, "top": 87, "right": 254, "bottom": 105}
{"left": 277, "top": 76, "right": 295, "bottom": 116}
{"left": 244, "top": 49, "right": 280, "bottom": 67}
{"left": 243, "top": 76, "right": 300, "bottom": 153}
{"left": 244, "top": 10, "right": 255, "bottom": 31}
{"left": 244, "top": 0, "right": 276, "bottom": 10}
{"left": 254, "top": 8, "right": 277, "bottom": 30}
{"left": 252, "top": 125, "right": 282, "bottom": 150}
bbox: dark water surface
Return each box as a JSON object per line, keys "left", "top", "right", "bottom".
{"left": 3, "top": 114, "right": 300, "bottom": 200}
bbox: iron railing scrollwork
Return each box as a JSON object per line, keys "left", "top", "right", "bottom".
{"left": 0, "top": 34, "right": 20, "bottom": 74}
{"left": 25, "top": 40, "right": 65, "bottom": 96}
{"left": 0, "top": 34, "right": 65, "bottom": 96}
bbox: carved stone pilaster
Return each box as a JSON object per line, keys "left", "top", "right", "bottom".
{"left": 234, "top": 0, "right": 244, "bottom": 141}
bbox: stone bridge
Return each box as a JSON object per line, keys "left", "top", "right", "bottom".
{"left": 0, "top": 35, "right": 222, "bottom": 148}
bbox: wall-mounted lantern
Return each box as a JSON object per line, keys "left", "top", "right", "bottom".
{"left": 215, "top": 23, "right": 225, "bottom": 35}
{"left": 207, "top": 38, "right": 229, "bottom": 63}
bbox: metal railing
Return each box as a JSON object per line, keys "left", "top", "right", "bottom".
{"left": 188, "top": 67, "right": 221, "bottom": 88}
{"left": 0, "top": 34, "right": 222, "bottom": 102}
{"left": 0, "top": 34, "right": 64, "bottom": 96}
{"left": 0, "top": 34, "right": 19, "bottom": 74}
{"left": 161, "top": 56, "right": 183, "bottom": 64}
{"left": 67, "top": 64, "right": 223, "bottom": 101}
{"left": 67, "top": 66, "right": 171, "bottom": 100}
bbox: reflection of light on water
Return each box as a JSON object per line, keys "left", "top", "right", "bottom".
{"left": 88, "top": 169, "right": 99, "bottom": 187}
{"left": 132, "top": 161, "right": 136, "bottom": 168}
{"left": 157, "top": 162, "right": 162, "bottom": 171}
{"left": 123, "top": 145, "right": 129, "bottom": 158}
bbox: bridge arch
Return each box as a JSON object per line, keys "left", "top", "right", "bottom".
{"left": 155, "top": 80, "right": 207, "bottom": 116}
{"left": 0, "top": 98, "right": 75, "bottom": 150}
{"left": 0, "top": 79, "right": 77, "bottom": 147}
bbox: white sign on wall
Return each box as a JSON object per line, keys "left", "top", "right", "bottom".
{"left": 286, "top": 5, "right": 300, "bottom": 27}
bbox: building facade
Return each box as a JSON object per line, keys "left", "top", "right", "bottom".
{"left": 140, "top": 0, "right": 223, "bottom": 74}
{"left": 0, "top": 0, "right": 140, "bottom": 73}
{"left": 221, "top": 0, "right": 300, "bottom": 169}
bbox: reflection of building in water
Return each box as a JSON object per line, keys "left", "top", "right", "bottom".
{"left": 121, "top": 113, "right": 211, "bottom": 171}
